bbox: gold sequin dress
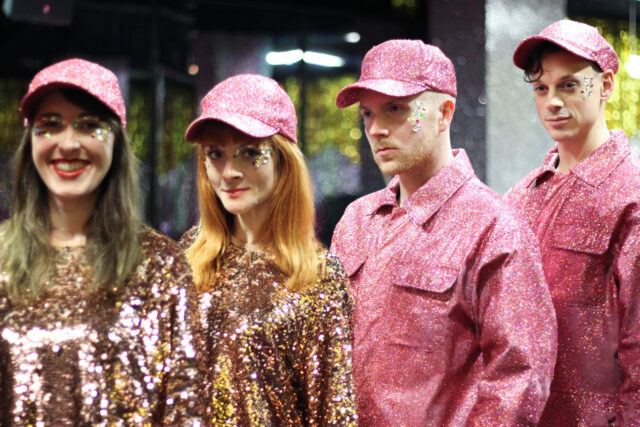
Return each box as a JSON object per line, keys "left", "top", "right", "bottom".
{"left": 181, "top": 229, "right": 357, "bottom": 426}
{"left": 0, "top": 227, "right": 204, "bottom": 425}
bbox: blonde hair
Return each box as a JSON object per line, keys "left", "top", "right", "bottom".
{"left": 0, "top": 89, "right": 142, "bottom": 304}
{"left": 186, "top": 130, "right": 320, "bottom": 293}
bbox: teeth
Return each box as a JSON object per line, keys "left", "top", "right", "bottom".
{"left": 55, "top": 161, "right": 87, "bottom": 172}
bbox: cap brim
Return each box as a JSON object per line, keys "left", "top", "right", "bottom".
{"left": 336, "top": 79, "right": 427, "bottom": 108}
{"left": 20, "top": 82, "right": 85, "bottom": 120}
{"left": 19, "top": 81, "right": 127, "bottom": 128}
{"left": 513, "top": 35, "right": 595, "bottom": 70}
{"left": 185, "top": 111, "right": 279, "bottom": 142}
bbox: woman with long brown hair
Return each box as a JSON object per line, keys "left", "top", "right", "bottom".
{"left": 0, "top": 58, "right": 203, "bottom": 425}
{"left": 182, "top": 74, "right": 356, "bottom": 425}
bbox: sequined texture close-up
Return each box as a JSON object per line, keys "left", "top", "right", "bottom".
{"left": 505, "top": 130, "right": 640, "bottom": 425}
{"left": 0, "top": 228, "right": 204, "bottom": 425}
{"left": 180, "top": 229, "right": 357, "bottom": 426}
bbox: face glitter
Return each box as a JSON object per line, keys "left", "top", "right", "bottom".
{"left": 32, "top": 114, "right": 113, "bottom": 142}
{"left": 232, "top": 142, "right": 272, "bottom": 169}
{"left": 581, "top": 75, "right": 594, "bottom": 99}
{"left": 407, "top": 101, "right": 427, "bottom": 132}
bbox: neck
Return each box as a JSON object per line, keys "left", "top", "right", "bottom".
{"left": 49, "top": 193, "right": 99, "bottom": 248}
{"left": 232, "top": 209, "right": 269, "bottom": 251}
{"left": 556, "top": 116, "right": 610, "bottom": 173}
{"left": 397, "top": 142, "right": 453, "bottom": 206}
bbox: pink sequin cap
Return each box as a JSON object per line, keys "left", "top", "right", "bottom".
{"left": 336, "top": 39, "right": 457, "bottom": 108}
{"left": 513, "top": 19, "right": 619, "bottom": 74}
{"left": 185, "top": 74, "right": 297, "bottom": 143}
{"left": 20, "top": 58, "right": 127, "bottom": 128}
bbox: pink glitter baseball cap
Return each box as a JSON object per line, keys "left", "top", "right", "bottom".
{"left": 336, "top": 39, "right": 457, "bottom": 108}
{"left": 185, "top": 74, "right": 297, "bottom": 143}
{"left": 20, "top": 58, "right": 127, "bottom": 128}
{"left": 513, "top": 19, "right": 619, "bottom": 74}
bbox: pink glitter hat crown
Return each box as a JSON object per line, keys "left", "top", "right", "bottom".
{"left": 513, "top": 19, "right": 619, "bottom": 74}
{"left": 20, "top": 58, "right": 127, "bottom": 128}
{"left": 336, "top": 39, "right": 457, "bottom": 108}
{"left": 185, "top": 74, "right": 297, "bottom": 143}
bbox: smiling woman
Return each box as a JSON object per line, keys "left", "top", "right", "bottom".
{"left": 0, "top": 58, "right": 204, "bottom": 424}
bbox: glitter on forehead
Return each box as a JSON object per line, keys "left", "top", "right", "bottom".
{"left": 185, "top": 74, "right": 297, "bottom": 143}
{"left": 513, "top": 19, "right": 619, "bottom": 75}
{"left": 336, "top": 39, "right": 457, "bottom": 108}
{"left": 20, "top": 58, "right": 127, "bottom": 128}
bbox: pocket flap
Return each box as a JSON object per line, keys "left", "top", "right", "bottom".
{"left": 339, "top": 252, "right": 367, "bottom": 277}
{"left": 550, "top": 223, "right": 610, "bottom": 255}
{"left": 393, "top": 265, "right": 458, "bottom": 293}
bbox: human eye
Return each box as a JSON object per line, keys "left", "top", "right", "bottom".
{"left": 532, "top": 84, "right": 547, "bottom": 93}
{"left": 33, "top": 114, "right": 64, "bottom": 135}
{"left": 389, "top": 104, "right": 402, "bottom": 113}
{"left": 73, "top": 115, "right": 113, "bottom": 141}
{"left": 238, "top": 145, "right": 262, "bottom": 160}
{"left": 204, "top": 146, "right": 223, "bottom": 160}
{"left": 562, "top": 81, "right": 578, "bottom": 90}
{"left": 359, "top": 108, "right": 373, "bottom": 119}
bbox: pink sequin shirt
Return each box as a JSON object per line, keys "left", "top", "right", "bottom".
{"left": 331, "top": 149, "right": 557, "bottom": 426}
{"left": 505, "top": 130, "right": 640, "bottom": 426}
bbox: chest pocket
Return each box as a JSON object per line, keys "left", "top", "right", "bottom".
{"left": 547, "top": 207, "right": 616, "bottom": 306}
{"left": 386, "top": 265, "right": 458, "bottom": 353}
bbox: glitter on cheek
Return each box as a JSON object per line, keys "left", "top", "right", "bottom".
{"left": 407, "top": 101, "right": 428, "bottom": 132}
{"left": 253, "top": 143, "right": 271, "bottom": 169}
{"left": 581, "top": 76, "right": 594, "bottom": 99}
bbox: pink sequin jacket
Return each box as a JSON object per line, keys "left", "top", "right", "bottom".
{"left": 331, "top": 149, "right": 557, "bottom": 426}
{"left": 505, "top": 130, "right": 640, "bottom": 426}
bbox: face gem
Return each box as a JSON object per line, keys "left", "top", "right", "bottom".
{"left": 407, "top": 101, "right": 427, "bottom": 132}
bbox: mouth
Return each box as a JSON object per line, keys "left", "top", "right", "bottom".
{"left": 223, "top": 188, "right": 249, "bottom": 198}
{"left": 545, "top": 116, "right": 570, "bottom": 128}
{"left": 374, "top": 146, "right": 396, "bottom": 156}
{"left": 51, "top": 159, "right": 90, "bottom": 178}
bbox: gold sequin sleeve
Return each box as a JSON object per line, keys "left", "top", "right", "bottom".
{"left": 295, "top": 253, "right": 357, "bottom": 426}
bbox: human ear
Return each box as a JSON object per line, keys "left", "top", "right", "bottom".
{"left": 600, "top": 70, "right": 614, "bottom": 100}
{"left": 438, "top": 98, "right": 455, "bottom": 132}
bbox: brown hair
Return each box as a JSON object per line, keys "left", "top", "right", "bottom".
{"left": 0, "top": 88, "right": 142, "bottom": 303}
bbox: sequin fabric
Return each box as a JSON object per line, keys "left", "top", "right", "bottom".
{"left": 513, "top": 19, "right": 619, "bottom": 74}
{"left": 335, "top": 39, "right": 457, "bottom": 108}
{"left": 331, "top": 149, "right": 557, "bottom": 426}
{"left": 505, "top": 130, "right": 640, "bottom": 426}
{"left": 185, "top": 74, "right": 297, "bottom": 143}
{"left": 180, "top": 229, "right": 357, "bottom": 426}
{"left": 0, "top": 227, "right": 204, "bottom": 425}
{"left": 20, "top": 58, "right": 127, "bottom": 128}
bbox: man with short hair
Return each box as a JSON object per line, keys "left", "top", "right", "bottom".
{"left": 507, "top": 19, "right": 640, "bottom": 425}
{"left": 331, "top": 39, "right": 557, "bottom": 426}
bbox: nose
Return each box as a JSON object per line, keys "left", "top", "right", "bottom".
{"left": 57, "top": 126, "right": 82, "bottom": 153}
{"left": 367, "top": 115, "right": 389, "bottom": 139}
{"left": 545, "top": 89, "right": 564, "bottom": 112}
{"left": 221, "top": 158, "right": 243, "bottom": 181}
